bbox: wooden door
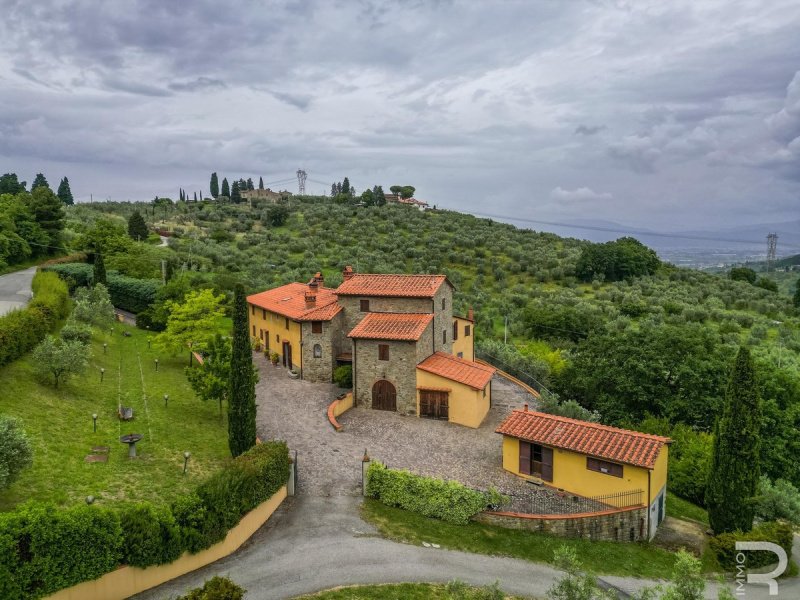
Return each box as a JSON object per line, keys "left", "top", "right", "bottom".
{"left": 283, "top": 341, "right": 292, "bottom": 368}
{"left": 519, "top": 442, "right": 553, "bottom": 482}
{"left": 420, "top": 390, "right": 449, "bottom": 420}
{"left": 372, "top": 380, "right": 396, "bottom": 411}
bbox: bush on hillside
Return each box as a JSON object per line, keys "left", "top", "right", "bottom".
{"left": 366, "top": 462, "right": 503, "bottom": 525}
{"left": 333, "top": 364, "right": 352, "bottom": 388}
{"left": 710, "top": 521, "right": 793, "bottom": 570}
{"left": 59, "top": 320, "right": 93, "bottom": 345}
{"left": 43, "top": 263, "right": 160, "bottom": 313}
{"left": 756, "top": 476, "right": 800, "bottom": 525}
{"left": 0, "top": 416, "right": 33, "bottom": 490}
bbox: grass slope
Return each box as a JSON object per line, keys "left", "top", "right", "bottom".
{"left": 294, "top": 583, "right": 526, "bottom": 599}
{"left": 0, "top": 323, "right": 229, "bottom": 509}
{"left": 361, "top": 499, "right": 690, "bottom": 579}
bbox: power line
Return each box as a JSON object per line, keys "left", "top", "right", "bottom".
{"left": 464, "top": 210, "right": 800, "bottom": 251}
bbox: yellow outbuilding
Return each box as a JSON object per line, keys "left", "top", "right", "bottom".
{"left": 496, "top": 407, "right": 671, "bottom": 538}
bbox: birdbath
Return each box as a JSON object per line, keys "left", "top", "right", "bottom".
{"left": 120, "top": 433, "right": 143, "bottom": 458}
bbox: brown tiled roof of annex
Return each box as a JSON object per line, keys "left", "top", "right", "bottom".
{"left": 495, "top": 410, "right": 671, "bottom": 469}
{"left": 247, "top": 283, "right": 339, "bottom": 321}
{"left": 335, "top": 274, "right": 450, "bottom": 298}
{"left": 416, "top": 352, "right": 495, "bottom": 390}
{"left": 347, "top": 312, "right": 433, "bottom": 341}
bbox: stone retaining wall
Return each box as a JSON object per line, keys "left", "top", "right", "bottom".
{"left": 474, "top": 505, "right": 648, "bottom": 542}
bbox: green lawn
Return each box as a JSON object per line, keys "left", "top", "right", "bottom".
{"left": 0, "top": 323, "right": 230, "bottom": 510}
{"left": 361, "top": 500, "right": 685, "bottom": 579}
{"left": 666, "top": 492, "right": 709, "bottom": 526}
{"left": 294, "top": 583, "right": 526, "bottom": 599}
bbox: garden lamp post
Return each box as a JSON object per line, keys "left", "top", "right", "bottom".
{"left": 147, "top": 337, "right": 152, "bottom": 349}
{"left": 103, "top": 342, "right": 108, "bottom": 354}
{"left": 164, "top": 393, "right": 169, "bottom": 407}
{"left": 154, "top": 358, "right": 159, "bottom": 372}
{"left": 183, "top": 451, "right": 191, "bottom": 475}
{"left": 92, "top": 413, "right": 97, "bottom": 433}
{"left": 100, "top": 367, "right": 105, "bottom": 382}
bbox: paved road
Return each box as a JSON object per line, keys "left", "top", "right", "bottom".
{"left": 0, "top": 266, "right": 36, "bottom": 317}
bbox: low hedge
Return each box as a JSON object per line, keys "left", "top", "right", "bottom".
{"left": 709, "top": 521, "right": 793, "bottom": 570}
{"left": 43, "top": 263, "right": 160, "bottom": 313}
{"left": 0, "top": 441, "right": 290, "bottom": 599}
{"left": 365, "top": 461, "right": 502, "bottom": 525}
{"left": 0, "top": 271, "right": 69, "bottom": 367}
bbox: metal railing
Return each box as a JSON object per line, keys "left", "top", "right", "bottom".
{"left": 475, "top": 349, "right": 552, "bottom": 396}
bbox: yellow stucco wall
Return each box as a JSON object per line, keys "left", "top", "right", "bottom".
{"left": 415, "top": 369, "right": 490, "bottom": 428}
{"left": 451, "top": 316, "right": 474, "bottom": 362}
{"left": 248, "top": 305, "right": 302, "bottom": 370}
{"left": 501, "top": 436, "right": 667, "bottom": 503}
{"left": 45, "top": 486, "right": 287, "bottom": 600}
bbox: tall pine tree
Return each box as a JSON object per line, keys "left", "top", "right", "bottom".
{"left": 210, "top": 172, "right": 219, "bottom": 198}
{"left": 231, "top": 180, "right": 241, "bottom": 204}
{"left": 706, "top": 346, "right": 762, "bottom": 533}
{"left": 246, "top": 177, "right": 254, "bottom": 190}
{"left": 221, "top": 178, "right": 230, "bottom": 198}
{"left": 93, "top": 253, "right": 107, "bottom": 286}
{"left": 341, "top": 177, "right": 351, "bottom": 196}
{"left": 127, "top": 211, "right": 148, "bottom": 241}
{"left": 258, "top": 176, "right": 264, "bottom": 190}
{"left": 57, "top": 177, "right": 74, "bottom": 205}
{"left": 228, "top": 284, "right": 257, "bottom": 457}
{"left": 31, "top": 173, "right": 50, "bottom": 191}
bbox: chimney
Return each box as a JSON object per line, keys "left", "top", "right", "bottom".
{"left": 342, "top": 265, "right": 354, "bottom": 281}
{"left": 315, "top": 271, "right": 324, "bottom": 287}
{"left": 305, "top": 279, "right": 318, "bottom": 307}
{"left": 467, "top": 306, "right": 474, "bottom": 321}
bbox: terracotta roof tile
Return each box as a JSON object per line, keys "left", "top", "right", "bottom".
{"left": 335, "top": 274, "right": 449, "bottom": 298}
{"left": 417, "top": 352, "right": 495, "bottom": 390}
{"left": 247, "top": 283, "right": 339, "bottom": 321}
{"left": 496, "top": 410, "right": 671, "bottom": 469}
{"left": 348, "top": 312, "right": 433, "bottom": 341}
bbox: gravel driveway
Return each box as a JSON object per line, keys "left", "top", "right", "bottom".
{"left": 255, "top": 356, "right": 574, "bottom": 508}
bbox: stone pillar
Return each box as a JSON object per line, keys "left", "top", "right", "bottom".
{"left": 361, "top": 449, "right": 371, "bottom": 496}
{"left": 288, "top": 455, "right": 296, "bottom": 496}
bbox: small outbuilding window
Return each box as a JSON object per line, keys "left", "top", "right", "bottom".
{"left": 442, "top": 298, "right": 446, "bottom": 310}
{"left": 587, "top": 457, "right": 623, "bottom": 478}
{"left": 378, "top": 344, "right": 390, "bottom": 361}
{"left": 313, "top": 344, "right": 322, "bottom": 358}
{"left": 465, "top": 324, "right": 471, "bottom": 337}
{"left": 311, "top": 321, "right": 323, "bottom": 334}
{"left": 360, "top": 299, "right": 370, "bottom": 312}
{"left": 453, "top": 321, "right": 458, "bottom": 341}
{"left": 442, "top": 330, "right": 447, "bottom": 345}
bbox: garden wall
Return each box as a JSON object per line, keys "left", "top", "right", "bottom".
{"left": 45, "top": 485, "right": 287, "bottom": 600}
{"left": 474, "top": 505, "right": 648, "bottom": 542}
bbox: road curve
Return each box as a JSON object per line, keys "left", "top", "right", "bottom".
{"left": 0, "top": 266, "right": 36, "bottom": 317}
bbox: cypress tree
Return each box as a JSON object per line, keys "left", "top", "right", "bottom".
{"left": 210, "top": 172, "right": 219, "bottom": 198}
{"left": 31, "top": 173, "right": 50, "bottom": 191}
{"left": 231, "top": 180, "right": 241, "bottom": 204}
{"left": 127, "top": 211, "right": 148, "bottom": 241}
{"left": 342, "top": 177, "right": 351, "bottom": 196}
{"left": 57, "top": 177, "right": 74, "bottom": 205}
{"left": 93, "top": 253, "right": 107, "bottom": 286}
{"left": 706, "top": 346, "right": 762, "bottom": 533}
{"left": 258, "top": 176, "right": 264, "bottom": 190}
{"left": 221, "top": 178, "right": 230, "bottom": 198}
{"left": 246, "top": 177, "right": 254, "bottom": 190}
{"left": 228, "top": 284, "right": 257, "bottom": 457}
{"left": 794, "top": 277, "right": 800, "bottom": 309}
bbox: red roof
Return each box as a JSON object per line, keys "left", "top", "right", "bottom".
{"left": 348, "top": 312, "right": 433, "bottom": 341}
{"left": 417, "top": 352, "right": 495, "bottom": 390}
{"left": 335, "top": 274, "right": 449, "bottom": 298}
{"left": 247, "top": 283, "right": 340, "bottom": 321}
{"left": 496, "top": 410, "right": 671, "bottom": 469}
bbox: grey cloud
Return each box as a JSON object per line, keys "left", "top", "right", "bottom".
{"left": 169, "top": 77, "right": 227, "bottom": 92}
{"left": 269, "top": 91, "right": 314, "bottom": 111}
{"left": 574, "top": 125, "right": 605, "bottom": 136}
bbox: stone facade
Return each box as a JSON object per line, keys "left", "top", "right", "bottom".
{"left": 431, "top": 283, "right": 454, "bottom": 354}
{"left": 473, "top": 506, "right": 649, "bottom": 542}
{"left": 300, "top": 312, "right": 343, "bottom": 383}
{"left": 353, "top": 336, "right": 423, "bottom": 415}
{"left": 337, "top": 295, "right": 436, "bottom": 339}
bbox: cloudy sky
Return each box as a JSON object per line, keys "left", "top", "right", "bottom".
{"left": 1, "top": 0, "right": 798, "bottom": 232}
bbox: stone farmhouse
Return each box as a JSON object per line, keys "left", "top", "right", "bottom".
{"left": 240, "top": 188, "right": 292, "bottom": 203}
{"left": 247, "top": 268, "right": 495, "bottom": 428}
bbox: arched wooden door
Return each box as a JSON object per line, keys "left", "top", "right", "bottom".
{"left": 372, "top": 380, "right": 397, "bottom": 411}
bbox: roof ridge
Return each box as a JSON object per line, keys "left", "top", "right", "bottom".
{"left": 512, "top": 409, "right": 671, "bottom": 442}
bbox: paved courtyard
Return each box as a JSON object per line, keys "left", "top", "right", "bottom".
{"left": 255, "top": 356, "right": 590, "bottom": 512}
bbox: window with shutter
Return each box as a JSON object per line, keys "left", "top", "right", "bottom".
{"left": 378, "top": 344, "right": 390, "bottom": 361}
{"left": 587, "top": 457, "right": 623, "bottom": 478}
{"left": 465, "top": 324, "right": 471, "bottom": 337}
{"left": 311, "top": 321, "right": 322, "bottom": 334}
{"left": 360, "top": 299, "right": 370, "bottom": 312}
{"left": 518, "top": 441, "right": 531, "bottom": 475}
{"left": 453, "top": 321, "right": 458, "bottom": 341}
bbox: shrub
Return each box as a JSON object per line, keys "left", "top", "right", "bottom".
{"left": 118, "top": 503, "right": 182, "bottom": 567}
{"left": 710, "top": 521, "right": 793, "bottom": 570}
{"left": 0, "top": 416, "right": 33, "bottom": 490}
{"left": 0, "top": 271, "right": 69, "bottom": 367}
{"left": 756, "top": 476, "right": 800, "bottom": 525}
{"left": 365, "top": 462, "right": 502, "bottom": 525}
{"left": 72, "top": 284, "right": 115, "bottom": 326}
{"left": 333, "top": 364, "right": 352, "bottom": 388}
{"left": 177, "top": 576, "right": 245, "bottom": 600}
{"left": 0, "top": 502, "right": 123, "bottom": 599}
{"left": 59, "top": 320, "right": 93, "bottom": 345}
{"left": 32, "top": 336, "right": 89, "bottom": 388}
{"left": 43, "top": 263, "right": 160, "bottom": 313}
